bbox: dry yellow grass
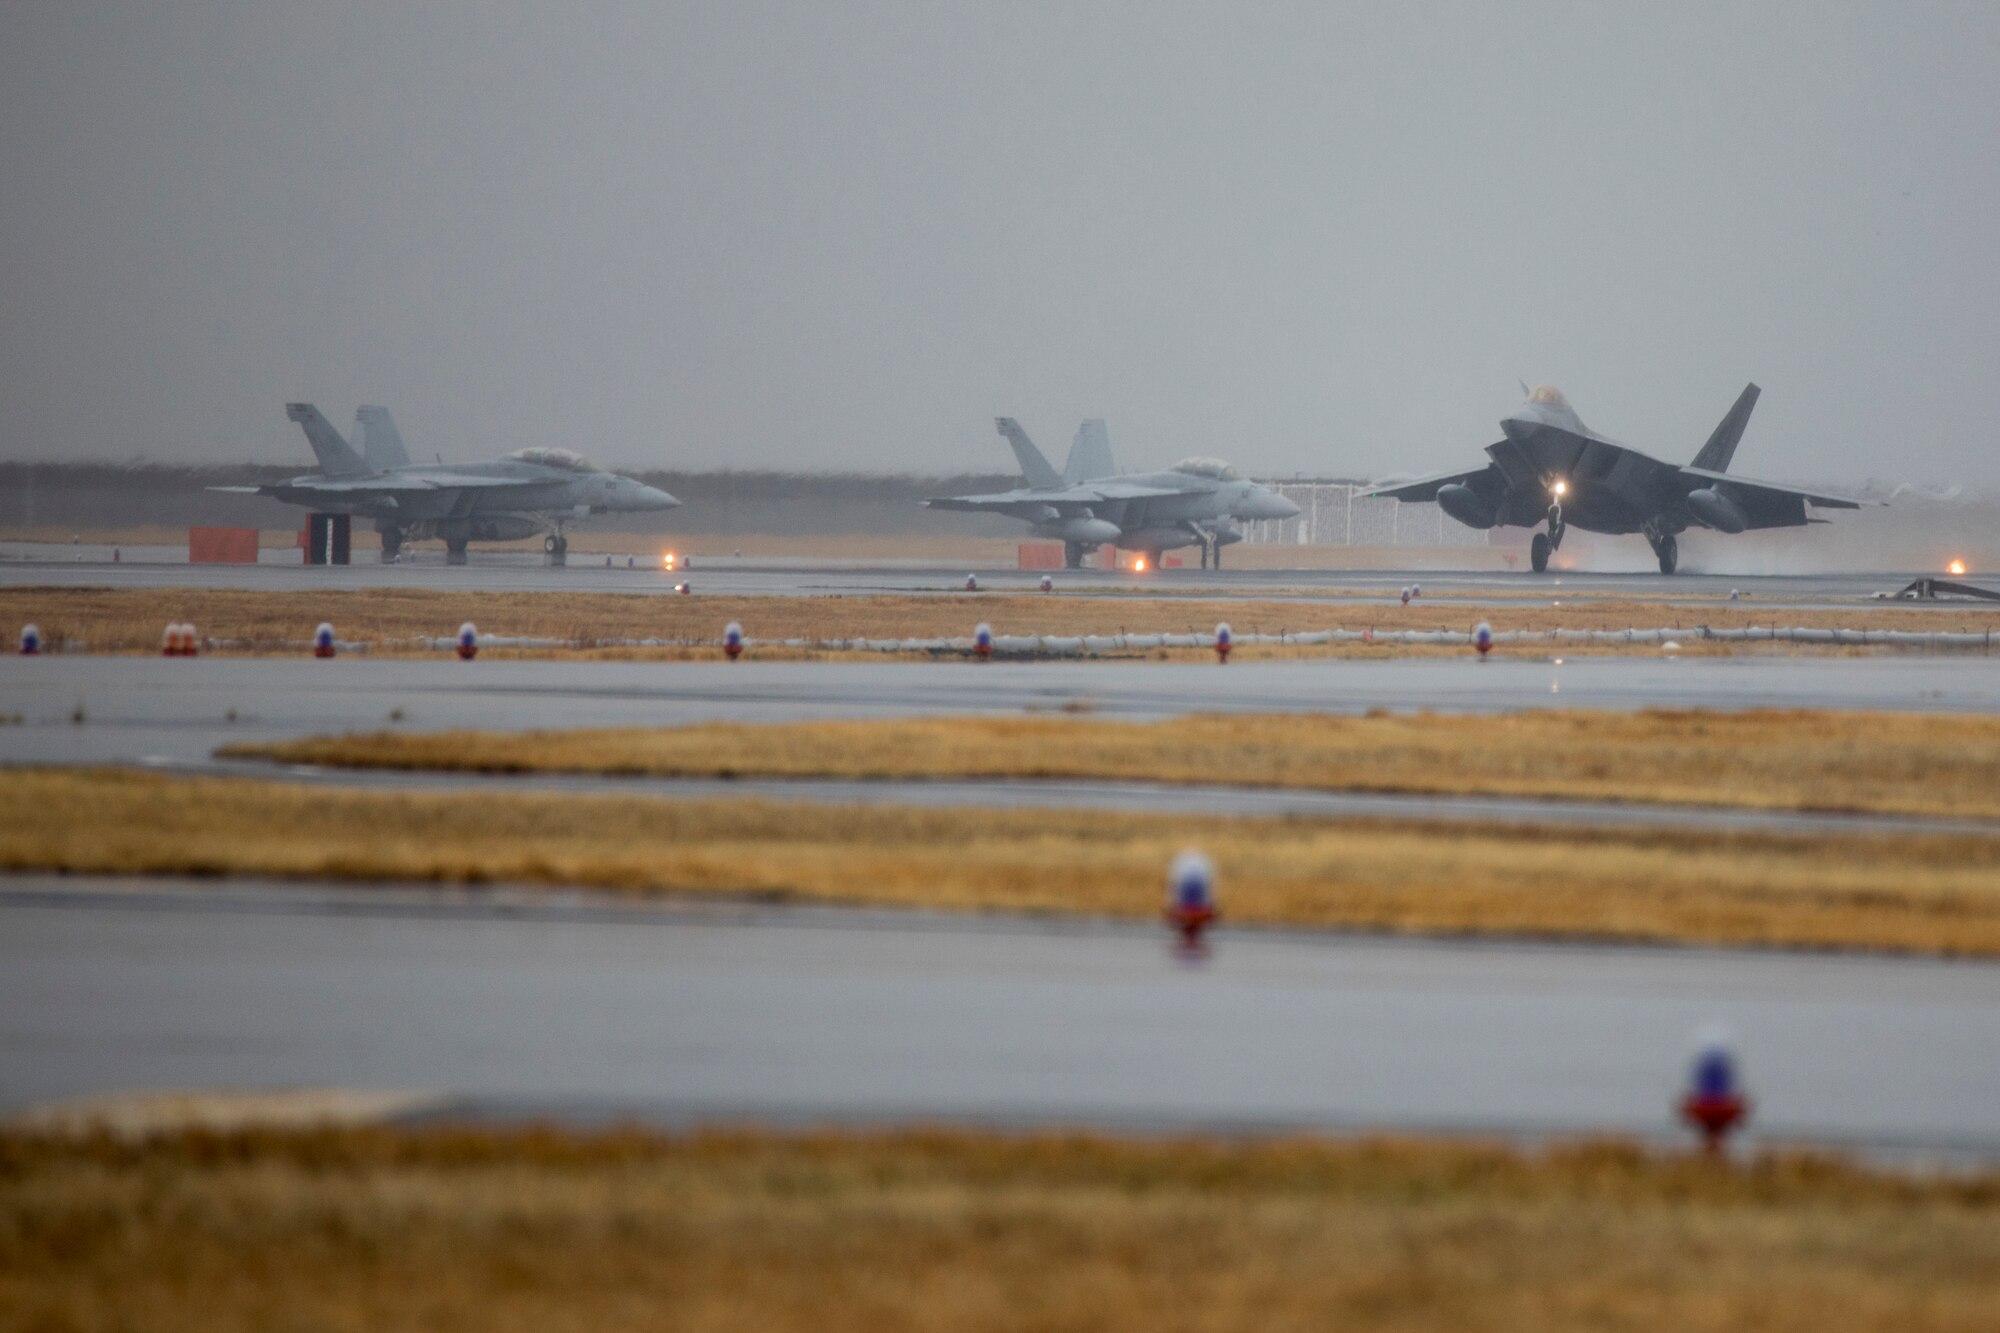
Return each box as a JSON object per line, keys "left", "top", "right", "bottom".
{"left": 3, "top": 1125, "right": 1997, "bottom": 1333}
{"left": 238, "top": 708, "right": 2000, "bottom": 822}
{"left": 8, "top": 767, "right": 2000, "bottom": 955}
{"left": 6, "top": 585, "right": 1998, "bottom": 658}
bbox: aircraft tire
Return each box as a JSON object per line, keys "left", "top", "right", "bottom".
{"left": 1530, "top": 532, "right": 1551, "bottom": 573}
{"left": 380, "top": 526, "right": 403, "bottom": 562}
{"left": 446, "top": 540, "right": 469, "bottom": 566}
{"left": 1657, "top": 534, "right": 1678, "bottom": 575}
{"left": 1063, "top": 541, "right": 1086, "bottom": 570}
{"left": 544, "top": 534, "right": 560, "bottom": 554}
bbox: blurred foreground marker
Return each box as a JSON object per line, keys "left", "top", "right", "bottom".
{"left": 456, "top": 622, "right": 478, "bottom": 660}
{"left": 313, "top": 623, "right": 336, "bottom": 658}
{"left": 1473, "top": 621, "right": 1492, "bottom": 658}
{"left": 1410, "top": 583, "right": 1421, "bottom": 600}
{"left": 1165, "top": 849, "right": 1217, "bottom": 953}
{"left": 1400, "top": 585, "right": 1412, "bottom": 606}
{"left": 965, "top": 573, "right": 979, "bottom": 592}
{"left": 1214, "top": 622, "right": 1231, "bottom": 663}
{"left": 723, "top": 621, "right": 743, "bottom": 661}
{"left": 1678, "top": 1028, "right": 1750, "bottom": 1156}
{"left": 20, "top": 624, "right": 40, "bottom": 655}
{"left": 161, "top": 623, "right": 197, "bottom": 657}
{"left": 1040, "top": 575, "right": 1053, "bottom": 592}
{"left": 973, "top": 622, "right": 992, "bottom": 660}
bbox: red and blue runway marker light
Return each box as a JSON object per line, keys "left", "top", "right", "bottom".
{"left": 162, "top": 623, "right": 198, "bottom": 657}
{"left": 1214, "top": 622, "right": 1231, "bottom": 663}
{"left": 1400, "top": 585, "right": 1412, "bottom": 606}
{"left": 1040, "top": 575, "right": 1053, "bottom": 592}
{"left": 19, "top": 624, "right": 40, "bottom": 656}
{"left": 1165, "top": 850, "right": 1218, "bottom": 951}
{"left": 456, "top": 622, "right": 478, "bottom": 661}
{"left": 1678, "top": 1033, "right": 1751, "bottom": 1154}
{"left": 723, "top": 621, "right": 744, "bottom": 661}
{"left": 973, "top": 622, "right": 993, "bottom": 660}
{"left": 1474, "top": 621, "right": 1493, "bottom": 658}
{"left": 965, "top": 573, "right": 979, "bottom": 592}
{"left": 313, "top": 623, "right": 336, "bottom": 658}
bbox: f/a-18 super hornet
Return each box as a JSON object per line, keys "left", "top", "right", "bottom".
{"left": 213, "top": 404, "right": 679, "bottom": 563}
{"left": 927, "top": 418, "right": 1299, "bottom": 568}
{"left": 1360, "top": 384, "right": 1868, "bottom": 573}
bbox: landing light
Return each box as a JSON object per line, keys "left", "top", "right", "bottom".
{"left": 1948, "top": 559, "right": 1967, "bottom": 576}
{"left": 663, "top": 551, "right": 677, "bottom": 571}
{"left": 1551, "top": 479, "right": 1568, "bottom": 497}
{"left": 1133, "top": 557, "right": 1147, "bottom": 572}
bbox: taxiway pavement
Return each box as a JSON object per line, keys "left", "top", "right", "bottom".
{"left": 6, "top": 655, "right": 2000, "bottom": 772}
{"left": 0, "top": 544, "right": 1959, "bottom": 607}
{"left": 6, "top": 877, "right": 1997, "bottom": 1159}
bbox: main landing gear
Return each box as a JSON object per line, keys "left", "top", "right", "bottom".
{"left": 1063, "top": 540, "right": 1087, "bottom": 570}
{"left": 1198, "top": 534, "right": 1223, "bottom": 570}
{"left": 379, "top": 525, "right": 404, "bottom": 563}
{"left": 544, "top": 530, "right": 569, "bottom": 565}
{"left": 1645, "top": 526, "right": 1678, "bottom": 575}
{"left": 1531, "top": 504, "right": 1566, "bottom": 573}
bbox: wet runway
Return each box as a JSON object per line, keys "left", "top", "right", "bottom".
{"left": 6, "top": 877, "right": 1998, "bottom": 1159}
{"left": 5, "top": 653, "right": 2000, "bottom": 769}
{"left": 0, "top": 544, "right": 1947, "bottom": 606}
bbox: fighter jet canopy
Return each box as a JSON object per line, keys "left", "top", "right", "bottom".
{"left": 1171, "top": 457, "right": 1243, "bottom": 480}
{"left": 506, "top": 447, "right": 602, "bottom": 472}
{"left": 1527, "top": 385, "right": 1570, "bottom": 408}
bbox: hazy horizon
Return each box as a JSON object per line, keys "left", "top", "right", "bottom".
{"left": 5, "top": 3, "right": 1998, "bottom": 485}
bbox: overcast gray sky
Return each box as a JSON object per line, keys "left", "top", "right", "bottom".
{"left": 3, "top": 2, "right": 1996, "bottom": 481}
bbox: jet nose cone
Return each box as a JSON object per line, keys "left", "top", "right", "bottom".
{"left": 1500, "top": 411, "right": 1539, "bottom": 442}
{"left": 637, "top": 484, "right": 680, "bottom": 510}
{"left": 1269, "top": 492, "right": 1302, "bottom": 519}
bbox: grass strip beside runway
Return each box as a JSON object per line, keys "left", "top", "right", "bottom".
{"left": 8, "top": 585, "right": 1999, "bottom": 657}
{"left": 4, "top": 1126, "right": 1997, "bottom": 1333}
{"left": 236, "top": 708, "right": 2000, "bottom": 822}
{"left": 8, "top": 768, "right": 2000, "bottom": 955}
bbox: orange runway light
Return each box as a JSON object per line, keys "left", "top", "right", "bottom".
{"left": 663, "top": 552, "right": 677, "bottom": 571}
{"left": 1133, "top": 557, "right": 1147, "bottom": 572}
{"left": 1948, "top": 559, "right": 1967, "bottom": 576}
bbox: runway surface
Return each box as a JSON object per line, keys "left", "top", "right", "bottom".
{"left": 6, "top": 877, "right": 1998, "bottom": 1159}
{"left": 0, "top": 544, "right": 1951, "bottom": 606}
{"left": 6, "top": 654, "right": 2000, "bottom": 770}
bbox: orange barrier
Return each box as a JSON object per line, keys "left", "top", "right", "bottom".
{"left": 189, "top": 527, "right": 260, "bottom": 564}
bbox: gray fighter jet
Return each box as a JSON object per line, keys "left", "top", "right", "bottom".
{"left": 927, "top": 418, "right": 1299, "bottom": 568}
{"left": 213, "top": 404, "right": 678, "bottom": 562}
{"left": 1360, "top": 384, "right": 1869, "bottom": 573}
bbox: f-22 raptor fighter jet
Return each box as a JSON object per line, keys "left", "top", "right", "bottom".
{"left": 214, "top": 404, "right": 678, "bottom": 563}
{"left": 928, "top": 418, "right": 1299, "bottom": 569}
{"left": 1361, "top": 384, "right": 1869, "bottom": 573}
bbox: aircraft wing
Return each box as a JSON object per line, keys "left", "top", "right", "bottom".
{"left": 926, "top": 485, "right": 1112, "bottom": 513}
{"left": 1677, "top": 467, "right": 1872, "bottom": 512}
{"left": 1086, "top": 480, "right": 1196, "bottom": 500}
{"left": 1357, "top": 464, "right": 1497, "bottom": 503}
{"left": 209, "top": 475, "right": 531, "bottom": 498}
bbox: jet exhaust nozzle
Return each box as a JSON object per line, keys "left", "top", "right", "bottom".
{"left": 1436, "top": 483, "right": 1498, "bottom": 530}
{"left": 1686, "top": 487, "right": 1747, "bottom": 534}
